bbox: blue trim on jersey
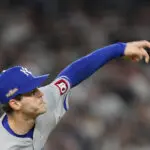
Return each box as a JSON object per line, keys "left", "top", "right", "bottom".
{"left": 64, "top": 96, "right": 68, "bottom": 111}
{"left": 57, "top": 43, "right": 126, "bottom": 87}
{"left": 2, "top": 115, "right": 34, "bottom": 139}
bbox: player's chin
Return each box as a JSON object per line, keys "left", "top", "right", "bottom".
{"left": 39, "top": 104, "right": 47, "bottom": 114}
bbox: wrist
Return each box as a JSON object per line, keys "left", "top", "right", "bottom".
{"left": 117, "top": 42, "right": 127, "bottom": 56}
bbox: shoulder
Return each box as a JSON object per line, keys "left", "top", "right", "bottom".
{"left": 40, "top": 77, "right": 71, "bottom": 96}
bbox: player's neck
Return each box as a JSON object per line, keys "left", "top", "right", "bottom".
{"left": 7, "top": 112, "right": 35, "bottom": 135}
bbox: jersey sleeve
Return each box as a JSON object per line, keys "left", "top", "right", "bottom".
{"left": 33, "top": 77, "right": 71, "bottom": 147}
{"left": 51, "top": 77, "right": 71, "bottom": 97}
{"left": 41, "top": 77, "right": 71, "bottom": 121}
{"left": 49, "top": 77, "right": 71, "bottom": 121}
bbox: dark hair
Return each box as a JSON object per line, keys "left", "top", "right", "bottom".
{"left": 1, "top": 94, "right": 22, "bottom": 114}
{"left": 1, "top": 88, "right": 38, "bottom": 114}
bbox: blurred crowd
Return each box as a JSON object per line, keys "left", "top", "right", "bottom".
{"left": 1, "top": 0, "right": 150, "bottom": 150}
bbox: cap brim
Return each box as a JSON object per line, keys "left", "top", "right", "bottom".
{"left": 19, "top": 74, "right": 49, "bottom": 94}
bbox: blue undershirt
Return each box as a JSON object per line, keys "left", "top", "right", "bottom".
{"left": 58, "top": 43, "right": 126, "bottom": 87}
{"left": 2, "top": 115, "right": 34, "bottom": 139}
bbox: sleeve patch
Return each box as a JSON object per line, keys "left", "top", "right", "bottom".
{"left": 54, "top": 79, "right": 69, "bottom": 95}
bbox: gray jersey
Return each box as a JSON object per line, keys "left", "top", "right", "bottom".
{"left": 0, "top": 77, "right": 71, "bottom": 150}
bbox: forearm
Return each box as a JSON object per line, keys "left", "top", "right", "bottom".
{"left": 57, "top": 42, "right": 126, "bottom": 87}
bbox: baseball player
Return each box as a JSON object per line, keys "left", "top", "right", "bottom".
{"left": 0, "top": 41, "right": 149, "bottom": 150}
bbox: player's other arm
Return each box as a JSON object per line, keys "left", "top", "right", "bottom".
{"left": 57, "top": 41, "right": 150, "bottom": 87}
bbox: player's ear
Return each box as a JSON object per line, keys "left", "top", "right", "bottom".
{"left": 9, "top": 99, "right": 22, "bottom": 111}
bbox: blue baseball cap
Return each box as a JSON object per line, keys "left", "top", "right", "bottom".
{"left": 0, "top": 66, "right": 49, "bottom": 104}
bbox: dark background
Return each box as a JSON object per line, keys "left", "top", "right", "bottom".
{"left": 1, "top": 0, "right": 150, "bottom": 150}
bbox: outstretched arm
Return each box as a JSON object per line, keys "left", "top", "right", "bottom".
{"left": 57, "top": 41, "right": 150, "bottom": 87}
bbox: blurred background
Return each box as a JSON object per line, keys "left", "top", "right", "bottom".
{"left": 1, "top": 0, "right": 150, "bottom": 150}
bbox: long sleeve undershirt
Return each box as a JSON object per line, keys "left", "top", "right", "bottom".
{"left": 57, "top": 43, "right": 126, "bottom": 87}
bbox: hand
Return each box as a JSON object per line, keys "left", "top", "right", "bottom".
{"left": 124, "top": 40, "right": 150, "bottom": 63}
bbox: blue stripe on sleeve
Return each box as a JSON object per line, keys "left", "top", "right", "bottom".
{"left": 57, "top": 43, "right": 126, "bottom": 87}
{"left": 63, "top": 96, "right": 68, "bottom": 111}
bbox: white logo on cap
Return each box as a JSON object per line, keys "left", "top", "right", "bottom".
{"left": 6, "top": 88, "right": 18, "bottom": 97}
{"left": 20, "top": 67, "right": 32, "bottom": 76}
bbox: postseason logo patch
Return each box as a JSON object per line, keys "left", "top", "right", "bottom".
{"left": 6, "top": 88, "right": 19, "bottom": 97}
{"left": 54, "top": 79, "right": 68, "bottom": 95}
